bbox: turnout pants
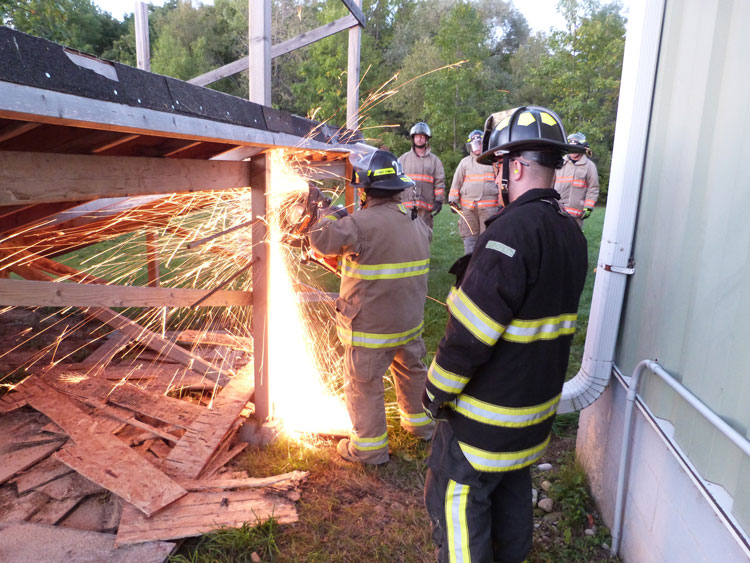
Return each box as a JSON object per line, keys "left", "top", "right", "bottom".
{"left": 341, "top": 338, "right": 434, "bottom": 464}
{"left": 457, "top": 205, "right": 498, "bottom": 254}
{"left": 425, "top": 422, "right": 532, "bottom": 563}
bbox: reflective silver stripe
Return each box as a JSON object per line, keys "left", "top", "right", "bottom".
{"left": 447, "top": 287, "right": 505, "bottom": 346}
{"left": 502, "top": 314, "right": 577, "bottom": 343}
{"left": 446, "top": 480, "right": 471, "bottom": 563}
{"left": 352, "top": 431, "right": 389, "bottom": 452}
{"left": 453, "top": 393, "right": 560, "bottom": 427}
{"left": 428, "top": 360, "right": 469, "bottom": 394}
{"left": 458, "top": 435, "right": 551, "bottom": 472}
{"left": 341, "top": 258, "right": 430, "bottom": 280}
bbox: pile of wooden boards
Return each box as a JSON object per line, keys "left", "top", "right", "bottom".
{"left": 0, "top": 331, "right": 307, "bottom": 562}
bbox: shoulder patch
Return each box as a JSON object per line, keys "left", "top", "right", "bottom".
{"left": 486, "top": 240, "right": 516, "bottom": 258}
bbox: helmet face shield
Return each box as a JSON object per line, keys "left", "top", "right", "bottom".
{"left": 409, "top": 121, "right": 432, "bottom": 138}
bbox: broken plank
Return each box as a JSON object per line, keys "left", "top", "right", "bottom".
{"left": 35, "top": 471, "right": 103, "bottom": 501}
{"left": 162, "top": 369, "right": 254, "bottom": 479}
{"left": 0, "top": 441, "right": 65, "bottom": 485}
{"left": 55, "top": 438, "right": 186, "bottom": 517}
{"left": 200, "top": 441, "right": 247, "bottom": 479}
{"left": 21, "top": 379, "right": 187, "bottom": 516}
{"left": 0, "top": 393, "right": 28, "bottom": 413}
{"left": 106, "top": 383, "right": 204, "bottom": 429}
{"left": 79, "top": 331, "right": 131, "bottom": 367}
{"left": 167, "top": 329, "right": 253, "bottom": 350}
{"left": 177, "top": 470, "right": 308, "bottom": 492}
{"left": 12, "top": 456, "right": 74, "bottom": 494}
{"left": 0, "top": 522, "right": 175, "bottom": 563}
{"left": 116, "top": 487, "right": 300, "bottom": 545}
{"left": 27, "top": 497, "right": 83, "bottom": 525}
{"left": 0, "top": 490, "right": 49, "bottom": 524}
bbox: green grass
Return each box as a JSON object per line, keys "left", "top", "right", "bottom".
{"left": 170, "top": 519, "right": 280, "bottom": 563}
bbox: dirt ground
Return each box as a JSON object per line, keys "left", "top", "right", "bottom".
{"left": 1, "top": 307, "right": 616, "bottom": 562}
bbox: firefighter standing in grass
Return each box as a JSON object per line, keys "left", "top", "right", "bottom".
{"left": 422, "top": 106, "right": 588, "bottom": 562}
{"left": 308, "top": 148, "right": 434, "bottom": 465}
{"left": 399, "top": 121, "right": 446, "bottom": 229}
{"left": 553, "top": 132, "right": 600, "bottom": 227}
{"left": 449, "top": 129, "right": 501, "bottom": 254}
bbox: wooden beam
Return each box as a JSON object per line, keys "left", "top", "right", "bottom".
{"left": 0, "top": 151, "right": 251, "bottom": 205}
{"left": 0, "top": 202, "right": 84, "bottom": 236}
{"left": 250, "top": 156, "right": 270, "bottom": 421}
{"left": 0, "top": 121, "right": 40, "bottom": 143}
{"left": 346, "top": 0, "right": 362, "bottom": 131}
{"left": 0, "top": 278, "right": 252, "bottom": 308}
{"left": 0, "top": 83, "right": 342, "bottom": 153}
{"left": 134, "top": 1, "right": 150, "bottom": 72}
{"left": 249, "top": 0, "right": 271, "bottom": 105}
{"left": 189, "top": 14, "right": 357, "bottom": 87}
{"left": 340, "top": 0, "right": 366, "bottom": 27}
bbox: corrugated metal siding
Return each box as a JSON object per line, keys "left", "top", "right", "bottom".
{"left": 615, "top": 0, "right": 750, "bottom": 532}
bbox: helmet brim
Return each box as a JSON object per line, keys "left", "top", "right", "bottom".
{"left": 477, "top": 139, "right": 586, "bottom": 165}
{"left": 353, "top": 174, "right": 415, "bottom": 191}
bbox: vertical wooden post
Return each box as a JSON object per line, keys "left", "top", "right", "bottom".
{"left": 145, "top": 232, "right": 160, "bottom": 287}
{"left": 346, "top": 0, "right": 362, "bottom": 131}
{"left": 250, "top": 155, "right": 270, "bottom": 421}
{"left": 344, "top": 159, "right": 356, "bottom": 212}
{"left": 249, "top": 0, "right": 272, "bottom": 105}
{"left": 134, "top": 2, "right": 150, "bottom": 72}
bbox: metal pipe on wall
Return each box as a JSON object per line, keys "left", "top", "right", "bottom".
{"left": 610, "top": 359, "right": 750, "bottom": 556}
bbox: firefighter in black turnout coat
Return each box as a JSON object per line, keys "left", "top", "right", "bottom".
{"left": 423, "top": 106, "right": 589, "bottom": 563}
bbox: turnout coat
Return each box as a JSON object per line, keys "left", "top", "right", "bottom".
{"left": 423, "top": 188, "right": 588, "bottom": 472}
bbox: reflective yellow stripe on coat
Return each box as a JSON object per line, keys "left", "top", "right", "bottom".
{"left": 458, "top": 434, "right": 551, "bottom": 472}
{"left": 502, "top": 314, "right": 577, "bottom": 343}
{"left": 447, "top": 287, "right": 505, "bottom": 346}
{"left": 452, "top": 393, "right": 560, "bottom": 427}
{"left": 341, "top": 258, "right": 430, "bottom": 280}
{"left": 428, "top": 359, "right": 470, "bottom": 394}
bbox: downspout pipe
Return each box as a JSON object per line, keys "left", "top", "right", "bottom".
{"left": 611, "top": 360, "right": 750, "bottom": 557}
{"left": 559, "top": 0, "right": 667, "bottom": 413}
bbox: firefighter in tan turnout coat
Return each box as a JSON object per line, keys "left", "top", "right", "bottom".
{"left": 309, "top": 149, "right": 434, "bottom": 465}
{"left": 399, "top": 121, "right": 446, "bottom": 229}
{"left": 553, "top": 132, "right": 600, "bottom": 226}
{"left": 449, "top": 129, "right": 501, "bottom": 254}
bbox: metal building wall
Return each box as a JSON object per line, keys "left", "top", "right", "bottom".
{"left": 615, "top": 0, "right": 750, "bottom": 533}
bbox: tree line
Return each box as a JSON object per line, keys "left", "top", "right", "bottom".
{"left": 1, "top": 0, "right": 625, "bottom": 198}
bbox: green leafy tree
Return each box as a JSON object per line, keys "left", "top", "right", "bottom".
{"left": 1, "top": 0, "right": 127, "bottom": 56}
{"left": 509, "top": 1, "right": 626, "bottom": 199}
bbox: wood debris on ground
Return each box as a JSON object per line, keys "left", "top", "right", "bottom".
{"left": 0, "top": 330, "right": 307, "bottom": 562}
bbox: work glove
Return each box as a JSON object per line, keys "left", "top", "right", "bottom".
{"left": 320, "top": 204, "right": 348, "bottom": 221}
{"left": 423, "top": 399, "right": 450, "bottom": 422}
{"left": 582, "top": 207, "right": 593, "bottom": 220}
{"left": 431, "top": 200, "right": 443, "bottom": 216}
{"left": 449, "top": 202, "right": 460, "bottom": 214}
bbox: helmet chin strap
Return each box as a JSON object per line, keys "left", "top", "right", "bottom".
{"left": 500, "top": 155, "right": 511, "bottom": 207}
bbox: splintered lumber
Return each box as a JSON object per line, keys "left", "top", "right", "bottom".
{"left": 0, "top": 490, "right": 49, "bottom": 523}
{"left": 12, "top": 456, "right": 74, "bottom": 494}
{"left": 43, "top": 365, "right": 204, "bottom": 429}
{"left": 0, "top": 523, "right": 175, "bottom": 563}
{"left": 28, "top": 497, "right": 83, "bottom": 525}
{"left": 177, "top": 470, "right": 308, "bottom": 492}
{"left": 167, "top": 329, "right": 253, "bottom": 350}
{"left": 79, "top": 331, "right": 131, "bottom": 367}
{"left": 20, "top": 379, "right": 187, "bottom": 516}
{"left": 35, "top": 471, "right": 103, "bottom": 501}
{"left": 54, "top": 441, "right": 186, "bottom": 518}
{"left": 162, "top": 370, "right": 254, "bottom": 479}
{"left": 59, "top": 493, "right": 121, "bottom": 533}
{"left": 200, "top": 441, "right": 247, "bottom": 479}
{"left": 0, "top": 441, "right": 65, "bottom": 485}
{"left": 116, "top": 487, "right": 300, "bottom": 545}
{"left": 0, "top": 393, "right": 27, "bottom": 413}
